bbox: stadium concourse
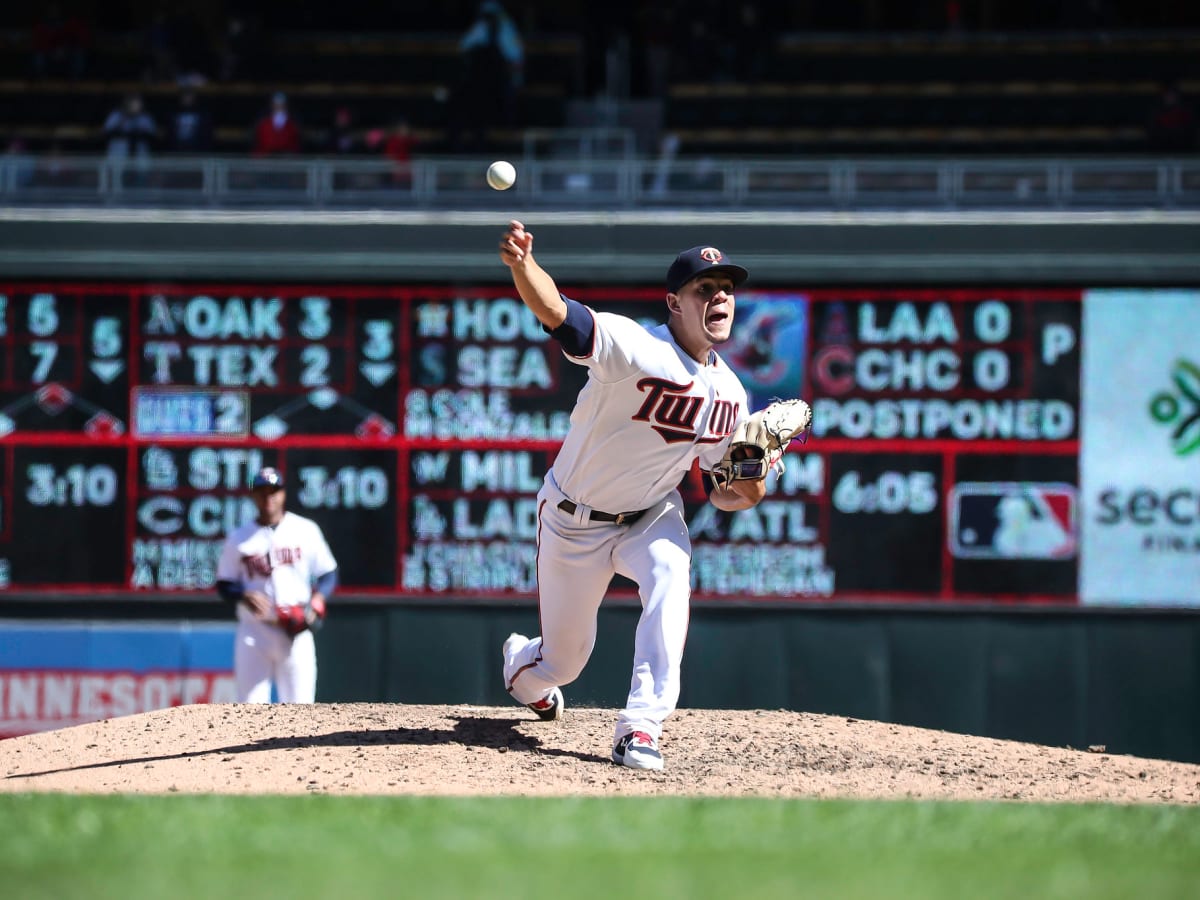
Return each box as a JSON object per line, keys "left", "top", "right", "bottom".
{"left": 1, "top": 703, "right": 1198, "bottom": 802}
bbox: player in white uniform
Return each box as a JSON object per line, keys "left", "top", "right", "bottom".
{"left": 497, "top": 220, "right": 770, "bottom": 770}
{"left": 216, "top": 467, "right": 339, "bottom": 703}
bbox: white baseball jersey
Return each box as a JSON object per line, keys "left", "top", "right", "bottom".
{"left": 216, "top": 511, "right": 338, "bottom": 624}
{"left": 218, "top": 510, "right": 337, "bottom": 704}
{"left": 552, "top": 311, "right": 748, "bottom": 514}
{"left": 504, "top": 305, "right": 751, "bottom": 747}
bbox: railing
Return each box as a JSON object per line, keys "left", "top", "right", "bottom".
{"left": 1, "top": 154, "right": 1197, "bottom": 210}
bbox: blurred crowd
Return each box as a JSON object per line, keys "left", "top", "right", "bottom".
{"left": 4, "top": 0, "right": 1199, "bottom": 163}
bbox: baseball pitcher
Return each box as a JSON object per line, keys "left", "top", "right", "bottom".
{"left": 497, "top": 220, "right": 810, "bottom": 770}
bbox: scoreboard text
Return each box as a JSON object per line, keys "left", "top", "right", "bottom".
{"left": 0, "top": 283, "right": 1081, "bottom": 603}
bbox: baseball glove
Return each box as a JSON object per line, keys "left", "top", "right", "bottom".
{"left": 713, "top": 398, "right": 812, "bottom": 487}
{"left": 276, "top": 596, "right": 327, "bottom": 637}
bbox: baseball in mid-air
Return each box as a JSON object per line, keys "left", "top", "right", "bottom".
{"left": 487, "top": 160, "right": 517, "bottom": 191}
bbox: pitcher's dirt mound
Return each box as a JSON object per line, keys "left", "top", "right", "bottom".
{"left": 2, "top": 703, "right": 1198, "bottom": 803}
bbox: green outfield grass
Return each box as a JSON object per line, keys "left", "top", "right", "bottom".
{"left": 1, "top": 794, "right": 1197, "bottom": 899}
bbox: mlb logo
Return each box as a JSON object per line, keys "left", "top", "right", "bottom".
{"left": 949, "top": 482, "right": 1078, "bottom": 559}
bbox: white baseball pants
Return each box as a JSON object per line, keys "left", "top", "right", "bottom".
{"left": 503, "top": 479, "right": 692, "bottom": 744}
{"left": 234, "top": 616, "right": 317, "bottom": 703}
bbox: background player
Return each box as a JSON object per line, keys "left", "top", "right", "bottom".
{"left": 498, "top": 219, "right": 770, "bottom": 770}
{"left": 216, "top": 467, "right": 339, "bottom": 703}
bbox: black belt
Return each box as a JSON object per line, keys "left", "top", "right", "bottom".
{"left": 557, "top": 499, "right": 648, "bottom": 526}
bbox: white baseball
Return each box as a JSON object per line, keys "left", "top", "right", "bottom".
{"left": 487, "top": 160, "right": 516, "bottom": 191}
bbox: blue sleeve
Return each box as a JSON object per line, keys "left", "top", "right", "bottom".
{"left": 216, "top": 579, "right": 243, "bottom": 604}
{"left": 315, "top": 569, "right": 338, "bottom": 598}
{"left": 544, "top": 295, "right": 595, "bottom": 357}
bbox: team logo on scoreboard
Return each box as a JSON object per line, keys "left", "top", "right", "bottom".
{"left": 1149, "top": 358, "right": 1200, "bottom": 457}
{"left": 949, "top": 482, "right": 1078, "bottom": 559}
{"left": 724, "top": 296, "right": 807, "bottom": 411}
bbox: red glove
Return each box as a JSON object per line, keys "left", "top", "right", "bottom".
{"left": 276, "top": 605, "right": 309, "bottom": 637}
{"left": 276, "top": 597, "right": 327, "bottom": 636}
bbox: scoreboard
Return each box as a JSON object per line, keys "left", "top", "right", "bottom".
{"left": 0, "top": 283, "right": 1082, "bottom": 604}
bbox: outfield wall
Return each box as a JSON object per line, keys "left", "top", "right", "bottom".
{"left": 1, "top": 604, "right": 1198, "bottom": 764}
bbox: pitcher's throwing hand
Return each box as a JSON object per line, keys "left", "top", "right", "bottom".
{"left": 499, "top": 219, "right": 533, "bottom": 267}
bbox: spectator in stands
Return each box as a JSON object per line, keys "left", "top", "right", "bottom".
{"left": 103, "top": 93, "right": 158, "bottom": 189}
{"left": 323, "top": 106, "right": 360, "bottom": 154}
{"left": 168, "top": 88, "right": 214, "bottom": 154}
{"left": 103, "top": 94, "right": 158, "bottom": 163}
{"left": 449, "top": 0, "right": 524, "bottom": 152}
{"left": 30, "top": 3, "right": 91, "bottom": 79}
{"left": 4, "top": 137, "right": 36, "bottom": 189}
{"left": 374, "top": 117, "right": 418, "bottom": 187}
{"left": 253, "top": 92, "right": 302, "bottom": 156}
{"left": 1146, "top": 83, "right": 1198, "bottom": 154}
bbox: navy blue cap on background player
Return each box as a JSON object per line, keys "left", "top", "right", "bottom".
{"left": 665, "top": 246, "right": 749, "bottom": 295}
{"left": 250, "top": 467, "right": 285, "bottom": 490}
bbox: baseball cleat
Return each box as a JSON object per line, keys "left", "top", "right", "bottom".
{"left": 526, "top": 686, "right": 564, "bottom": 721}
{"left": 502, "top": 633, "right": 564, "bottom": 720}
{"left": 611, "top": 731, "right": 663, "bottom": 770}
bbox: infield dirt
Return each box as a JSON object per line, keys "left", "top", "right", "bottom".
{"left": 2, "top": 703, "right": 1198, "bottom": 803}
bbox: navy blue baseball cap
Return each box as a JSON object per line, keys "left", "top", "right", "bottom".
{"left": 250, "top": 467, "right": 285, "bottom": 490}
{"left": 666, "top": 246, "right": 749, "bottom": 294}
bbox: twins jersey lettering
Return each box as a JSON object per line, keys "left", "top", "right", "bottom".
{"left": 552, "top": 312, "right": 747, "bottom": 513}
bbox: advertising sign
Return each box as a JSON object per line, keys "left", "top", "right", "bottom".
{"left": 0, "top": 622, "right": 236, "bottom": 737}
{"left": 1080, "top": 290, "right": 1200, "bottom": 606}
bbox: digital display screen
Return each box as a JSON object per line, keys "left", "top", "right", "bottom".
{"left": 0, "top": 282, "right": 1084, "bottom": 604}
